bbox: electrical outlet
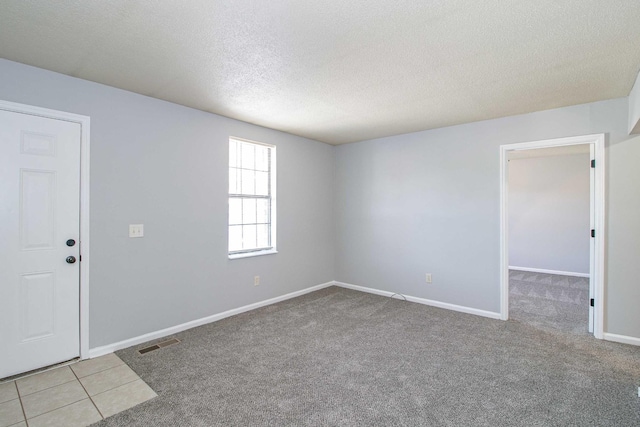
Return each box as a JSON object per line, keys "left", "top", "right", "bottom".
{"left": 254, "top": 276, "right": 260, "bottom": 286}
{"left": 129, "top": 224, "right": 144, "bottom": 238}
{"left": 425, "top": 273, "right": 432, "bottom": 284}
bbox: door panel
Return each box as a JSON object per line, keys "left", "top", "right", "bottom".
{"left": 21, "top": 169, "right": 56, "bottom": 250}
{"left": 0, "top": 109, "right": 81, "bottom": 378}
{"left": 21, "top": 271, "right": 56, "bottom": 341}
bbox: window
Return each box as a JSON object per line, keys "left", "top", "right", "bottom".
{"left": 228, "top": 137, "right": 276, "bottom": 258}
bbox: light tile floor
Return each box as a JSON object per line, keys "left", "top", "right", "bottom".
{"left": 0, "top": 354, "right": 156, "bottom": 427}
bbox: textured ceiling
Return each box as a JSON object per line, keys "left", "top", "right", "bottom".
{"left": 1, "top": 1, "right": 640, "bottom": 145}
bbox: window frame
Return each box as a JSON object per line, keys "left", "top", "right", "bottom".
{"left": 228, "top": 137, "right": 277, "bottom": 259}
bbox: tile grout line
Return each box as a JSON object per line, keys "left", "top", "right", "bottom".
{"left": 15, "top": 381, "right": 29, "bottom": 427}
{"left": 17, "top": 377, "right": 77, "bottom": 398}
{"left": 23, "top": 398, "right": 93, "bottom": 423}
{"left": 19, "top": 370, "right": 86, "bottom": 421}
{"left": 71, "top": 365, "right": 105, "bottom": 420}
{"left": 90, "top": 377, "right": 141, "bottom": 399}
{"left": 72, "top": 361, "right": 126, "bottom": 381}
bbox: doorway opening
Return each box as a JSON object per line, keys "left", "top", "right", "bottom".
{"left": 499, "top": 134, "right": 605, "bottom": 339}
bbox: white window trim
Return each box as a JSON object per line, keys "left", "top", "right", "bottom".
{"left": 228, "top": 137, "right": 277, "bottom": 259}
{"left": 229, "top": 248, "right": 278, "bottom": 260}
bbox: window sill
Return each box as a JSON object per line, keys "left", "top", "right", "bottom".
{"left": 229, "top": 249, "right": 278, "bottom": 260}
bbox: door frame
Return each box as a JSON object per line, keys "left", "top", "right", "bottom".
{"left": 0, "top": 99, "right": 91, "bottom": 360}
{"left": 499, "top": 133, "right": 605, "bottom": 339}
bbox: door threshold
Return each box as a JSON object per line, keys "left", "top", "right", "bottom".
{"left": 0, "top": 357, "right": 80, "bottom": 383}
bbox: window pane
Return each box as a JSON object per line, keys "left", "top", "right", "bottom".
{"left": 229, "top": 225, "right": 243, "bottom": 252}
{"left": 256, "top": 198, "right": 269, "bottom": 223}
{"left": 243, "top": 198, "right": 257, "bottom": 224}
{"left": 255, "top": 146, "right": 269, "bottom": 171}
{"left": 230, "top": 140, "right": 238, "bottom": 167}
{"left": 229, "top": 198, "right": 242, "bottom": 225}
{"left": 256, "top": 224, "right": 269, "bottom": 248}
{"left": 240, "top": 142, "right": 255, "bottom": 169}
{"left": 229, "top": 138, "right": 274, "bottom": 255}
{"left": 229, "top": 168, "right": 238, "bottom": 194}
{"left": 241, "top": 169, "right": 255, "bottom": 195}
{"left": 243, "top": 225, "right": 257, "bottom": 249}
{"left": 255, "top": 171, "right": 269, "bottom": 196}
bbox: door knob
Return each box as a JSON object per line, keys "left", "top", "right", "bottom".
{"left": 66, "top": 239, "right": 76, "bottom": 247}
{"left": 66, "top": 256, "right": 76, "bottom": 264}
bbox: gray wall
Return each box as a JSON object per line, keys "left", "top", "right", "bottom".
{"left": 2, "top": 58, "right": 638, "bottom": 344}
{"left": 0, "top": 59, "right": 335, "bottom": 348}
{"left": 607, "top": 134, "right": 640, "bottom": 338}
{"left": 335, "top": 97, "right": 639, "bottom": 338}
{"left": 629, "top": 71, "right": 640, "bottom": 134}
{"left": 508, "top": 154, "right": 590, "bottom": 274}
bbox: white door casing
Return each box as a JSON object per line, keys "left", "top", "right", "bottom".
{"left": 0, "top": 101, "right": 90, "bottom": 378}
{"left": 588, "top": 143, "right": 595, "bottom": 333}
{"left": 499, "top": 133, "right": 605, "bottom": 339}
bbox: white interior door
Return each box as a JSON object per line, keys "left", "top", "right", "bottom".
{"left": 0, "top": 109, "right": 81, "bottom": 378}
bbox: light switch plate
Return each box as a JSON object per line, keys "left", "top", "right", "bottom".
{"left": 129, "top": 224, "right": 144, "bottom": 238}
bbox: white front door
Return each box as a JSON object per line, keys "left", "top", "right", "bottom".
{"left": 0, "top": 109, "right": 81, "bottom": 378}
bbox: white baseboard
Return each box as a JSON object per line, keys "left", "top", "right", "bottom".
{"left": 88, "top": 281, "right": 334, "bottom": 358}
{"left": 509, "top": 266, "right": 590, "bottom": 278}
{"left": 603, "top": 332, "right": 640, "bottom": 347}
{"left": 333, "top": 281, "right": 501, "bottom": 320}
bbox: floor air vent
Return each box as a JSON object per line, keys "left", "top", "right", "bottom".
{"left": 138, "top": 338, "right": 180, "bottom": 355}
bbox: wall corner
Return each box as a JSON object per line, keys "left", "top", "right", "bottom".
{"left": 629, "top": 69, "right": 640, "bottom": 134}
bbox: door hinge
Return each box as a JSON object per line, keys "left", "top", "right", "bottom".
{"left": 591, "top": 159, "right": 595, "bottom": 168}
{"left": 590, "top": 298, "right": 595, "bottom": 307}
{"left": 591, "top": 229, "right": 595, "bottom": 238}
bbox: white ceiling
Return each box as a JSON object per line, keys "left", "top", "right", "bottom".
{"left": 1, "top": 1, "right": 640, "bottom": 145}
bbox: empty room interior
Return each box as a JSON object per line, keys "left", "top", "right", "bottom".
{"left": 1, "top": 2, "right": 640, "bottom": 426}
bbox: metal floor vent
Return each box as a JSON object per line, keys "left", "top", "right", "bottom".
{"left": 138, "top": 338, "right": 180, "bottom": 355}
